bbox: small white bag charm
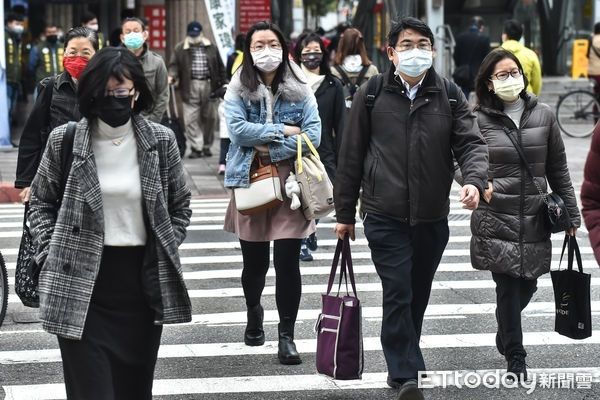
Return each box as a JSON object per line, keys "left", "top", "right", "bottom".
{"left": 285, "top": 172, "right": 301, "bottom": 210}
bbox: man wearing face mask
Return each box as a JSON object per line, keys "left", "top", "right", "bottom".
{"left": 168, "top": 21, "right": 227, "bottom": 158}
{"left": 5, "top": 13, "right": 25, "bottom": 125}
{"left": 120, "top": 17, "right": 168, "bottom": 123}
{"left": 334, "top": 17, "right": 488, "bottom": 400}
{"left": 500, "top": 19, "right": 542, "bottom": 96}
{"left": 29, "top": 24, "right": 64, "bottom": 85}
{"left": 81, "top": 11, "right": 105, "bottom": 49}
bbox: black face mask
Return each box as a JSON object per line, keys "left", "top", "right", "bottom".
{"left": 46, "top": 35, "right": 58, "bottom": 45}
{"left": 97, "top": 96, "right": 132, "bottom": 127}
{"left": 301, "top": 52, "right": 323, "bottom": 71}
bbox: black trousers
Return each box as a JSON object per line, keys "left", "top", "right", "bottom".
{"left": 58, "top": 246, "right": 163, "bottom": 400}
{"left": 240, "top": 239, "right": 302, "bottom": 322}
{"left": 363, "top": 213, "right": 449, "bottom": 380}
{"left": 492, "top": 272, "right": 538, "bottom": 359}
{"left": 219, "top": 138, "right": 231, "bottom": 165}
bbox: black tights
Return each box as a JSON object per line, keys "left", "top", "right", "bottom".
{"left": 240, "top": 239, "right": 302, "bottom": 322}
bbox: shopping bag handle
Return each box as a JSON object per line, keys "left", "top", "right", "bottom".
{"left": 558, "top": 234, "right": 584, "bottom": 273}
{"left": 326, "top": 235, "right": 358, "bottom": 297}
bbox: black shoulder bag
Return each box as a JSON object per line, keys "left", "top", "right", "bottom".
{"left": 503, "top": 127, "right": 571, "bottom": 233}
{"left": 15, "top": 121, "right": 77, "bottom": 308}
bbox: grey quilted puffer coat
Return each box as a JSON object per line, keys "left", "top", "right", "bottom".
{"left": 470, "top": 95, "right": 580, "bottom": 279}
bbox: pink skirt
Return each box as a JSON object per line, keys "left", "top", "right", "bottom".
{"left": 224, "top": 162, "right": 316, "bottom": 242}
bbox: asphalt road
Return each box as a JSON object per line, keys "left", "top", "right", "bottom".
{"left": 1, "top": 133, "right": 600, "bottom": 400}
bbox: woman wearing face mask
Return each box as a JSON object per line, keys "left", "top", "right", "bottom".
{"left": 16, "top": 27, "right": 98, "bottom": 203}
{"left": 471, "top": 49, "right": 580, "bottom": 380}
{"left": 28, "top": 46, "right": 192, "bottom": 399}
{"left": 223, "top": 21, "right": 321, "bottom": 365}
{"left": 293, "top": 31, "right": 345, "bottom": 261}
{"left": 331, "top": 27, "right": 378, "bottom": 109}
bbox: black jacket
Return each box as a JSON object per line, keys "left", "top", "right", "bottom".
{"left": 471, "top": 95, "right": 580, "bottom": 279}
{"left": 16, "top": 72, "right": 80, "bottom": 188}
{"left": 314, "top": 74, "right": 345, "bottom": 182}
{"left": 334, "top": 67, "right": 488, "bottom": 225}
{"left": 453, "top": 29, "right": 490, "bottom": 91}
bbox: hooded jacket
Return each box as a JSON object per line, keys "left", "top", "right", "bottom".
{"left": 501, "top": 40, "right": 542, "bottom": 95}
{"left": 471, "top": 95, "right": 580, "bottom": 279}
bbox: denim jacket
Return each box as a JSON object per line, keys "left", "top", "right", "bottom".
{"left": 223, "top": 62, "right": 321, "bottom": 188}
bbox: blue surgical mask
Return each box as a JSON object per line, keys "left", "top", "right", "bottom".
{"left": 123, "top": 32, "right": 145, "bottom": 50}
{"left": 394, "top": 48, "right": 433, "bottom": 78}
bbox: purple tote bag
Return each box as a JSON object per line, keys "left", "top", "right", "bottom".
{"left": 315, "top": 236, "right": 363, "bottom": 380}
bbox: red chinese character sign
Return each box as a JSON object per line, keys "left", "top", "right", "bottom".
{"left": 144, "top": 6, "right": 166, "bottom": 50}
{"left": 238, "top": 0, "right": 271, "bottom": 34}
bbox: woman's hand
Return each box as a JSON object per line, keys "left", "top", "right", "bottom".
{"left": 483, "top": 181, "right": 493, "bottom": 203}
{"left": 283, "top": 125, "right": 301, "bottom": 137}
{"left": 19, "top": 187, "right": 31, "bottom": 204}
{"left": 566, "top": 227, "right": 577, "bottom": 236}
{"left": 254, "top": 144, "right": 269, "bottom": 152}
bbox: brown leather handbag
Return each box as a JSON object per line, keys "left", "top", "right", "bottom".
{"left": 234, "top": 156, "right": 283, "bottom": 215}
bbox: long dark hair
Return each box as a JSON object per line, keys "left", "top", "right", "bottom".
{"left": 334, "top": 27, "right": 371, "bottom": 66}
{"left": 240, "top": 21, "right": 302, "bottom": 93}
{"left": 293, "top": 31, "right": 331, "bottom": 76}
{"left": 475, "top": 48, "right": 529, "bottom": 111}
{"left": 78, "top": 47, "right": 154, "bottom": 119}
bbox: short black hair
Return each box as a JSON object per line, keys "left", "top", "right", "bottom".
{"left": 80, "top": 11, "right": 97, "bottom": 25}
{"left": 234, "top": 33, "right": 245, "bottom": 51}
{"left": 240, "top": 21, "right": 302, "bottom": 93}
{"left": 64, "top": 27, "right": 99, "bottom": 51}
{"left": 6, "top": 13, "right": 24, "bottom": 23}
{"left": 595, "top": 22, "right": 600, "bottom": 35}
{"left": 78, "top": 47, "right": 154, "bottom": 119}
{"left": 474, "top": 48, "right": 529, "bottom": 111}
{"left": 122, "top": 17, "right": 146, "bottom": 31}
{"left": 471, "top": 16, "right": 484, "bottom": 30}
{"left": 503, "top": 19, "right": 523, "bottom": 41}
{"left": 388, "top": 17, "right": 434, "bottom": 48}
{"left": 294, "top": 31, "right": 331, "bottom": 76}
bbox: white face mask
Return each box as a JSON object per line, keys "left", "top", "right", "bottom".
{"left": 492, "top": 75, "right": 524, "bottom": 102}
{"left": 394, "top": 48, "right": 433, "bottom": 78}
{"left": 86, "top": 23, "right": 99, "bottom": 32}
{"left": 11, "top": 25, "right": 24, "bottom": 35}
{"left": 251, "top": 47, "right": 283, "bottom": 73}
{"left": 342, "top": 54, "right": 363, "bottom": 73}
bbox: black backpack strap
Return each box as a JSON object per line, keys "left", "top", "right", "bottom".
{"left": 60, "top": 121, "right": 77, "bottom": 197}
{"left": 444, "top": 77, "right": 459, "bottom": 115}
{"left": 334, "top": 65, "right": 352, "bottom": 87}
{"left": 365, "top": 74, "right": 384, "bottom": 109}
{"left": 356, "top": 65, "right": 370, "bottom": 86}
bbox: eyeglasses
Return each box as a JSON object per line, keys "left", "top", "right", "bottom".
{"left": 394, "top": 41, "right": 432, "bottom": 52}
{"left": 250, "top": 42, "right": 282, "bottom": 52}
{"left": 106, "top": 87, "right": 135, "bottom": 98}
{"left": 490, "top": 69, "right": 522, "bottom": 81}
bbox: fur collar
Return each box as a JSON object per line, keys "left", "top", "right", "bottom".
{"left": 227, "top": 62, "right": 311, "bottom": 103}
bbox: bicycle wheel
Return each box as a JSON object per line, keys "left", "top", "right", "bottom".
{"left": 0, "top": 251, "right": 7, "bottom": 328}
{"left": 556, "top": 90, "right": 600, "bottom": 138}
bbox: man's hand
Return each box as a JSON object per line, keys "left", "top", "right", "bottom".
{"left": 19, "top": 187, "right": 31, "bottom": 204}
{"left": 483, "top": 181, "right": 493, "bottom": 203}
{"left": 459, "top": 184, "right": 480, "bottom": 210}
{"left": 335, "top": 223, "right": 355, "bottom": 241}
{"left": 168, "top": 76, "right": 175, "bottom": 85}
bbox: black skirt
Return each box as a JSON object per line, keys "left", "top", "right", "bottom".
{"left": 57, "top": 246, "right": 163, "bottom": 400}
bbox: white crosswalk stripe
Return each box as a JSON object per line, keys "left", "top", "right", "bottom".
{"left": 0, "top": 193, "right": 599, "bottom": 398}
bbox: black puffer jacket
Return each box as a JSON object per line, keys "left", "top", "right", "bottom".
{"left": 471, "top": 95, "right": 580, "bottom": 279}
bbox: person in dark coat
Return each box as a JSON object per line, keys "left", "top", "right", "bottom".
{"left": 293, "top": 31, "right": 345, "bottom": 261}
{"left": 582, "top": 122, "right": 600, "bottom": 263}
{"left": 471, "top": 49, "right": 580, "bottom": 381}
{"left": 15, "top": 27, "right": 98, "bottom": 202}
{"left": 453, "top": 16, "right": 490, "bottom": 98}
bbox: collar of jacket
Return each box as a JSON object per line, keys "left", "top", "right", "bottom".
{"left": 72, "top": 114, "right": 157, "bottom": 160}
{"left": 314, "top": 73, "right": 339, "bottom": 97}
{"left": 183, "top": 34, "right": 211, "bottom": 50}
{"left": 501, "top": 40, "right": 524, "bottom": 54}
{"left": 383, "top": 66, "right": 442, "bottom": 97}
{"left": 227, "top": 61, "right": 311, "bottom": 103}
{"left": 137, "top": 43, "right": 149, "bottom": 60}
{"left": 475, "top": 93, "right": 538, "bottom": 118}
{"left": 56, "top": 71, "right": 76, "bottom": 91}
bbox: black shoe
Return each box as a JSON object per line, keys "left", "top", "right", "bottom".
{"left": 299, "top": 244, "right": 313, "bottom": 262}
{"left": 278, "top": 317, "right": 302, "bottom": 365}
{"left": 397, "top": 379, "right": 424, "bottom": 400}
{"left": 386, "top": 375, "right": 402, "bottom": 389}
{"left": 203, "top": 148, "right": 213, "bottom": 157}
{"left": 306, "top": 232, "right": 318, "bottom": 251}
{"left": 244, "top": 304, "right": 265, "bottom": 346}
{"left": 189, "top": 149, "right": 203, "bottom": 159}
{"left": 507, "top": 354, "right": 527, "bottom": 381}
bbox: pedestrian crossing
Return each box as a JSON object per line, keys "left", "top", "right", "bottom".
{"left": 1, "top": 192, "right": 600, "bottom": 399}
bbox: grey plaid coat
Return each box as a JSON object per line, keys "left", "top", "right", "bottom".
{"left": 29, "top": 115, "right": 192, "bottom": 340}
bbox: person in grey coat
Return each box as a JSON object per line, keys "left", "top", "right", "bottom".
{"left": 471, "top": 49, "right": 580, "bottom": 381}
{"left": 29, "top": 47, "right": 192, "bottom": 399}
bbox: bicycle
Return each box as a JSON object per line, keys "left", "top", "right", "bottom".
{"left": 0, "top": 250, "right": 7, "bottom": 328}
{"left": 556, "top": 82, "right": 600, "bottom": 138}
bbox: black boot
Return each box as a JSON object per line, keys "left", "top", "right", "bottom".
{"left": 507, "top": 353, "right": 527, "bottom": 381}
{"left": 244, "top": 304, "right": 265, "bottom": 346}
{"left": 278, "top": 318, "right": 302, "bottom": 365}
